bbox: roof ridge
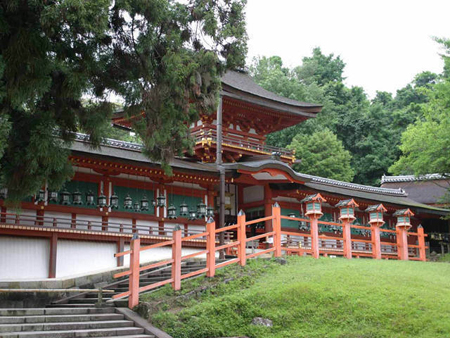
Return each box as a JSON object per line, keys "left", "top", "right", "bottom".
{"left": 381, "top": 173, "right": 449, "bottom": 184}
{"left": 309, "top": 175, "right": 408, "bottom": 197}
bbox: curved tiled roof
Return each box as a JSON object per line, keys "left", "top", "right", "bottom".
{"left": 221, "top": 71, "right": 322, "bottom": 109}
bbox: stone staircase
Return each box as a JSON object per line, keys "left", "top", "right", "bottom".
{"left": 0, "top": 307, "right": 155, "bottom": 337}
{"left": 0, "top": 259, "right": 226, "bottom": 337}
{"left": 50, "top": 259, "right": 222, "bottom": 308}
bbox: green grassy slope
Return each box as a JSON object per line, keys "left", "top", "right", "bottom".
{"left": 141, "top": 257, "right": 450, "bottom": 338}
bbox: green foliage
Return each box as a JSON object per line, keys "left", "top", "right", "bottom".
{"left": 0, "top": 0, "right": 247, "bottom": 200}
{"left": 390, "top": 80, "right": 450, "bottom": 177}
{"left": 150, "top": 257, "right": 450, "bottom": 338}
{"left": 250, "top": 46, "right": 443, "bottom": 185}
{"left": 288, "top": 129, "right": 354, "bottom": 181}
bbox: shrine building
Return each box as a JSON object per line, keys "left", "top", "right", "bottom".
{"left": 0, "top": 71, "right": 448, "bottom": 281}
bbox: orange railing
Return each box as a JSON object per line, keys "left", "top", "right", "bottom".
{"left": 113, "top": 204, "right": 428, "bottom": 308}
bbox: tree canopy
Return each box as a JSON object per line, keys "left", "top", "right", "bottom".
{"left": 288, "top": 129, "right": 354, "bottom": 182}
{"left": 390, "top": 40, "right": 450, "bottom": 177}
{"left": 0, "top": 0, "right": 247, "bottom": 201}
{"left": 250, "top": 47, "right": 443, "bottom": 186}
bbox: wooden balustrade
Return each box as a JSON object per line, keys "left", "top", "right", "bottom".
{"left": 113, "top": 204, "right": 429, "bottom": 309}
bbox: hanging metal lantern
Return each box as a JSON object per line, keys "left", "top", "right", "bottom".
{"left": 48, "top": 190, "right": 58, "bottom": 203}
{"left": 86, "top": 190, "right": 95, "bottom": 205}
{"left": 124, "top": 194, "right": 133, "bottom": 209}
{"left": 179, "top": 202, "right": 189, "bottom": 216}
{"left": 133, "top": 201, "right": 141, "bottom": 212}
{"left": 97, "top": 192, "right": 107, "bottom": 208}
{"left": 110, "top": 192, "right": 119, "bottom": 209}
{"left": 37, "top": 189, "right": 45, "bottom": 203}
{"left": 168, "top": 205, "right": 177, "bottom": 219}
{"left": 188, "top": 208, "right": 197, "bottom": 221}
{"left": 72, "top": 189, "right": 83, "bottom": 205}
{"left": 206, "top": 206, "right": 215, "bottom": 218}
{"left": 197, "top": 202, "right": 207, "bottom": 218}
{"left": 157, "top": 194, "right": 166, "bottom": 208}
{"left": 0, "top": 188, "right": 7, "bottom": 200}
{"left": 60, "top": 189, "right": 71, "bottom": 205}
{"left": 140, "top": 195, "right": 149, "bottom": 211}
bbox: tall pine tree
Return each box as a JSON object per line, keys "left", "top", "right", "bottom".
{"left": 0, "top": 0, "right": 247, "bottom": 202}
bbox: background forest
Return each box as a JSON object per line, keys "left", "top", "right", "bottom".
{"left": 249, "top": 41, "right": 450, "bottom": 186}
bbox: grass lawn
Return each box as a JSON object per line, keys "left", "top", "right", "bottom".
{"left": 140, "top": 257, "right": 450, "bottom": 338}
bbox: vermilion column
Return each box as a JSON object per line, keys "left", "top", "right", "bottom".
{"left": 341, "top": 219, "right": 353, "bottom": 259}
{"left": 237, "top": 210, "right": 247, "bottom": 266}
{"left": 128, "top": 234, "right": 141, "bottom": 309}
{"left": 171, "top": 226, "right": 182, "bottom": 290}
{"left": 397, "top": 225, "right": 410, "bottom": 260}
{"left": 417, "top": 225, "right": 426, "bottom": 261}
{"left": 206, "top": 218, "right": 216, "bottom": 277}
{"left": 272, "top": 203, "right": 282, "bottom": 257}
{"left": 370, "top": 222, "right": 383, "bottom": 259}
{"left": 309, "top": 215, "right": 321, "bottom": 259}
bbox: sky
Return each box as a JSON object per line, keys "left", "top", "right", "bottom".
{"left": 245, "top": 0, "right": 450, "bottom": 98}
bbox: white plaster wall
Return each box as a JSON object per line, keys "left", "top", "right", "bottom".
{"left": 108, "top": 217, "right": 134, "bottom": 234}
{"left": 4, "top": 209, "right": 36, "bottom": 226}
{"left": 43, "top": 212, "right": 72, "bottom": 228}
{"left": 243, "top": 185, "right": 264, "bottom": 204}
{"left": 0, "top": 236, "right": 49, "bottom": 280}
{"left": 122, "top": 245, "right": 213, "bottom": 267}
{"left": 56, "top": 240, "right": 117, "bottom": 278}
{"left": 136, "top": 219, "right": 158, "bottom": 234}
{"left": 76, "top": 214, "right": 102, "bottom": 231}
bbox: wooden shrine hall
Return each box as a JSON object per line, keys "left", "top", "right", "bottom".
{"left": 0, "top": 70, "right": 448, "bottom": 281}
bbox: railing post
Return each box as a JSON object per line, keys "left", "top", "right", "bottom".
{"left": 396, "top": 225, "right": 411, "bottom": 261}
{"left": 417, "top": 225, "right": 426, "bottom": 261}
{"left": 128, "top": 233, "right": 140, "bottom": 309}
{"left": 309, "top": 215, "right": 320, "bottom": 259}
{"left": 272, "top": 203, "right": 282, "bottom": 258}
{"left": 342, "top": 219, "right": 353, "bottom": 259}
{"left": 370, "top": 224, "right": 382, "bottom": 260}
{"left": 206, "top": 217, "right": 216, "bottom": 278}
{"left": 171, "top": 225, "right": 182, "bottom": 291}
{"left": 237, "top": 210, "right": 247, "bottom": 266}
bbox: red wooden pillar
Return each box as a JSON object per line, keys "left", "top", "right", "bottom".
{"left": 48, "top": 233, "right": 58, "bottom": 278}
{"left": 237, "top": 210, "right": 247, "bottom": 266}
{"left": 371, "top": 225, "right": 382, "bottom": 260}
{"left": 396, "top": 226, "right": 409, "bottom": 260}
{"left": 272, "top": 203, "right": 282, "bottom": 257}
{"left": 264, "top": 185, "right": 273, "bottom": 232}
{"left": 0, "top": 206, "right": 6, "bottom": 223}
{"left": 158, "top": 220, "right": 165, "bottom": 236}
{"left": 71, "top": 213, "right": 76, "bottom": 229}
{"left": 171, "top": 226, "right": 182, "bottom": 290}
{"left": 341, "top": 219, "right": 353, "bottom": 259}
{"left": 132, "top": 218, "right": 137, "bottom": 233}
{"left": 309, "top": 215, "right": 320, "bottom": 259}
{"left": 128, "top": 234, "right": 141, "bottom": 309}
{"left": 206, "top": 218, "right": 216, "bottom": 278}
{"left": 417, "top": 225, "right": 426, "bottom": 261}
{"left": 117, "top": 238, "right": 125, "bottom": 267}
{"left": 35, "top": 209, "right": 44, "bottom": 226}
{"left": 102, "top": 215, "right": 108, "bottom": 232}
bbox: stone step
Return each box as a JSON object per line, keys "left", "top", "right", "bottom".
{"left": 0, "top": 308, "right": 115, "bottom": 316}
{"left": 0, "top": 326, "right": 145, "bottom": 337}
{"left": 0, "top": 319, "right": 134, "bottom": 333}
{"left": 0, "top": 313, "right": 123, "bottom": 324}
{"left": 69, "top": 298, "right": 113, "bottom": 304}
